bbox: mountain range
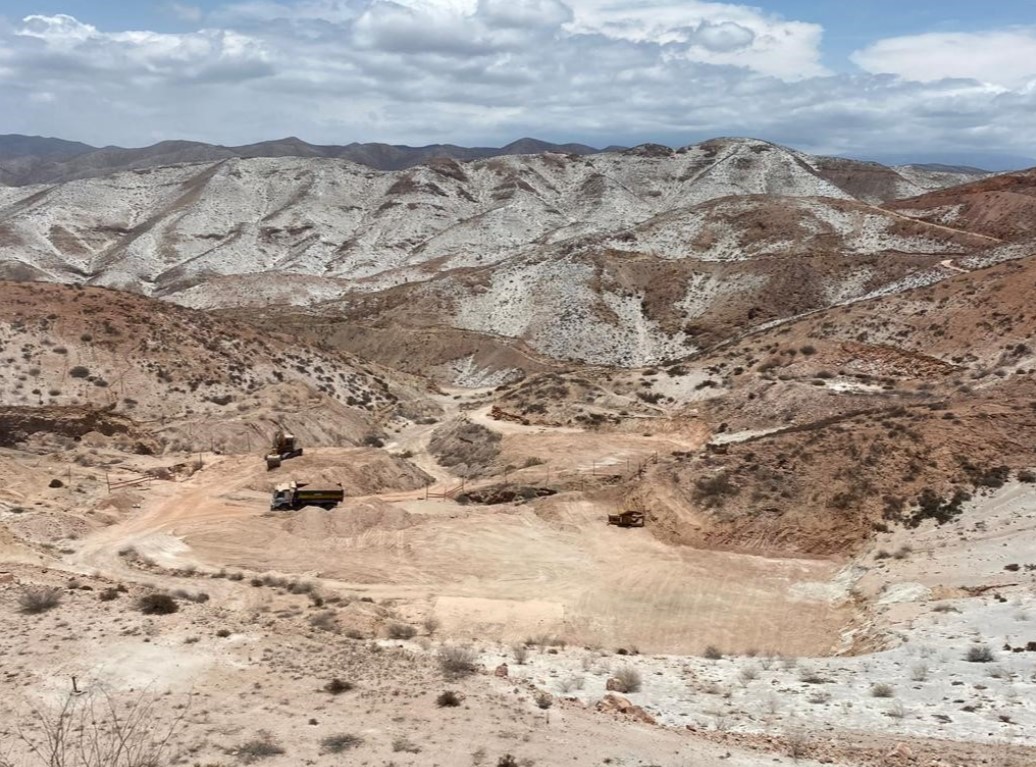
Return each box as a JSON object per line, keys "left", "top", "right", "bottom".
{"left": 0, "top": 135, "right": 1004, "bottom": 369}
{"left": 0, "top": 134, "right": 604, "bottom": 186}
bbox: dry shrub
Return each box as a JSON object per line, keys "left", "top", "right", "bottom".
{"left": 428, "top": 419, "right": 501, "bottom": 477}
{"left": 387, "top": 622, "right": 417, "bottom": 640}
{"left": 136, "top": 593, "right": 178, "bottom": 615}
{"left": 439, "top": 645, "right": 478, "bottom": 677}
{"left": 612, "top": 666, "right": 642, "bottom": 693}
{"left": 18, "top": 586, "right": 63, "bottom": 614}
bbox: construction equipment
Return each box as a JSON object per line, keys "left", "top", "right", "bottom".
{"left": 265, "top": 430, "right": 303, "bottom": 470}
{"left": 607, "top": 510, "right": 646, "bottom": 528}
{"left": 270, "top": 481, "right": 344, "bottom": 511}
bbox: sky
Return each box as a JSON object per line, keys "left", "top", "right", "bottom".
{"left": 1, "top": 1, "right": 1035, "bottom": 167}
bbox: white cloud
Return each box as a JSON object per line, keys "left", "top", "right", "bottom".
{"left": 0, "top": 3, "right": 1034, "bottom": 164}
{"left": 168, "top": 3, "right": 205, "bottom": 23}
{"left": 852, "top": 29, "right": 1036, "bottom": 89}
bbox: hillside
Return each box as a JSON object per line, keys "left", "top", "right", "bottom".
{"left": 295, "top": 191, "right": 996, "bottom": 369}
{"left": 887, "top": 167, "right": 1036, "bottom": 240}
{"left": 561, "top": 254, "right": 1036, "bottom": 555}
{"left": 0, "top": 282, "right": 434, "bottom": 454}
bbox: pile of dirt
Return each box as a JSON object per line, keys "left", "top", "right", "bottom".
{"left": 249, "top": 448, "right": 432, "bottom": 495}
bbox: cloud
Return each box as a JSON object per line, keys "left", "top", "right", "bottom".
{"left": 852, "top": 29, "right": 1036, "bottom": 89}
{"left": 168, "top": 3, "right": 205, "bottom": 23}
{"left": 0, "top": 3, "right": 1033, "bottom": 165}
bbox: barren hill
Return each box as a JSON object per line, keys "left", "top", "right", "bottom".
{"left": 602, "top": 254, "right": 1036, "bottom": 555}
{"left": 293, "top": 190, "right": 996, "bottom": 370}
{"left": 0, "top": 282, "right": 433, "bottom": 453}
{"left": 0, "top": 138, "right": 986, "bottom": 304}
{"left": 887, "top": 167, "right": 1036, "bottom": 240}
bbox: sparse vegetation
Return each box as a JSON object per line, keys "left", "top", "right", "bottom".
{"left": 438, "top": 645, "right": 478, "bottom": 677}
{"left": 136, "top": 593, "right": 178, "bottom": 615}
{"left": 870, "top": 683, "right": 895, "bottom": 698}
{"left": 324, "top": 678, "right": 354, "bottom": 695}
{"left": 387, "top": 622, "right": 417, "bottom": 640}
{"left": 611, "top": 666, "right": 642, "bottom": 693}
{"left": 436, "top": 690, "right": 462, "bottom": 707}
{"left": 320, "top": 733, "right": 363, "bottom": 754}
{"left": 965, "top": 644, "right": 995, "bottom": 663}
{"left": 237, "top": 732, "right": 285, "bottom": 762}
{"left": 18, "top": 586, "right": 63, "bottom": 614}
{"left": 702, "top": 645, "right": 723, "bottom": 660}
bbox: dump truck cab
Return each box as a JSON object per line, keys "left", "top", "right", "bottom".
{"left": 270, "top": 482, "right": 296, "bottom": 511}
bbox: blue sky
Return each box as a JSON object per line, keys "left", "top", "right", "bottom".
{"left": 1, "top": 1, "right": 1035, "bottom": 167}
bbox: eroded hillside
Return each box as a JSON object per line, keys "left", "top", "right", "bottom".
{"left": 0, "top": 282, "right": 434, "bottom": 453}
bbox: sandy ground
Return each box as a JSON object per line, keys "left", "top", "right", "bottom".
{"left": 3, "top": 397, "right": 1036, "bottom": 766}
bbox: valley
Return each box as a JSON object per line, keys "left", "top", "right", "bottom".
{"left": 1, "top": 139, "right": 1035, "bottom": 767}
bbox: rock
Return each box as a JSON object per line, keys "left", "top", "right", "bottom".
{"left": 886, "top": 743, "right": 913, "bottom": 760}
{"left": 596, "top": 694, "right": 655, "bottom": 725}
{"left": 494, "top": 663, "right": 508, "bottom": 678}
{"left": 605, "top": 677, "right": 625, "bottom": 692}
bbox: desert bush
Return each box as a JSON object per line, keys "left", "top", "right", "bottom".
{"left": 18, "top": 586, "right": 63, "bottom": 614}
{"left": 965, "top": 644, "right": 995, "bottom": 663}
{"left": 436, "top": 690, "right": 462, "bottom": 707}
{"left": 910, "top": 663, "right": 929, "bottom": 681}
{"left": 324, "top": 678, "right": 354, "bottom": 695}
{"left": 439, "top": 645, "right": 478, "bottom": 677}
{"left": 98, "top": 587, "right": 120, "bottom": 602}
{"left": 693, "top": 474, "right": 739, "bottom": 508}
{"left": 871, "top": 683, "right": 895, "bottom": 698}
{"left": 387, "top": 622, "right": 417, "bottom": 640}
{"left": 906, "top": 487, "right": 970, "bottom": 527}
{"left": 309, "top": 611, "right": 337, "bottom": 631}
{"left": 137, "top": 593, "right": 178, "bottom": 615}
{"left": 287, "top": 580, "right": 313, "bottom": 594}
{"left": 320, "top": 733, "right": 362, "bottom": 754}
{"left": 237, "top": 732, "right": 285, "bottom": 762}
{"left": 3, "top": 689, "right": 188, "bottom": 767}
{"left": 69, "top": 366, "right": 90, "bottom": 378}
{"left": 798, "top": 667, "right": 828, "bottom": 684}
{"left": 1017, "top": 469, "right": 1036, "bottom": 483}
{"left": 512, "top": 643, "right": 529, "bottom": 664}
{"left": 534, "top": 691, "right": 553, "bottom": 709}
{"left": 612, "top": 666, "right": 642, "bottom": 693}
{"left": 739, "top": 665, "right": 760, "bottom": 683}
{"left": 423, "top": 616, "right": 441, "bottom": 635}
{"left": 392, "top": 735, "right": 421, "bottom": 753}
{"left": 702, "top": 645, "right": 723, "bottom": 660}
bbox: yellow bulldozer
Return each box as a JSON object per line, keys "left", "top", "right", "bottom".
{"left": 265, "top": 430, "right": 303, "bottom": 471}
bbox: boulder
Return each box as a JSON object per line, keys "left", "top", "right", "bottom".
{"left": 596, "top": 693, "right": 655, "bottom": 725}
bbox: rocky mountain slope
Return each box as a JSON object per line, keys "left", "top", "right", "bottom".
{"left": 0, "top": 282, "right": 433, "bottom": 454}
{"left": 0, "top": 138, "right": 998, "bottom": 368}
